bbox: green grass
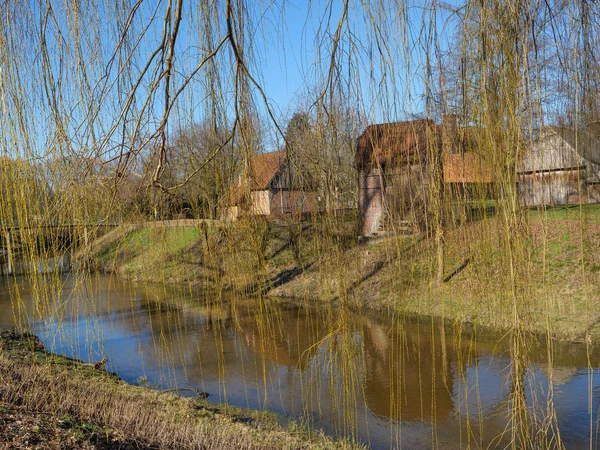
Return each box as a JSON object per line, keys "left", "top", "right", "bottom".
{"left": 92, "top": 225, "right": 209, "bottom": 285}
{"left": 526, "top": 203, "right": 600, "bottom": 222}
{"left": 89, "top": 219, "right": 313, "bottom": 293}
{"left": 269, "top": 211, "right": 600, "bottom": 342}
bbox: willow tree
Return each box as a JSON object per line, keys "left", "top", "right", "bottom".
{"left": 1, "top": 1, "right": 599, "bottom": 449}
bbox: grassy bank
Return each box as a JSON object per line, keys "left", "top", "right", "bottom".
{"left": 86, "top": 217, "right": 355, "bottom": 293}
{"left": 0, "top": 330, "right": 362, "bottom": 449}
{"left": 86, "top": 206, "right": 600, "bottom": 342}
{"left": 90, "top": 224, "right": 208, "bottom": 285}
{"left": 271, "top": 206, "right": 600, "bottom": 341}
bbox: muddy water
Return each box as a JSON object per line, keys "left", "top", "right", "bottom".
{"left": 1, "top": 274, "right": 599, "bottom": 449}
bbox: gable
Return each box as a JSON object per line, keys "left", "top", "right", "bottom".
{"left": 552, "top": 126, "right": 600, "bottom": 166}
{"left": 249, "top": 150, "right": 287, "bottom": 190}
{"left": 518, "top": 133, "right": 584, "bottom": 174}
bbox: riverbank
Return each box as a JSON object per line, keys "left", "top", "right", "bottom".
{"left": 0, "top": 330, "right": 363, "bottom": 449}
{"left": 84, "top": 206, "right": 600, "bottom": 342}
{"left": 270, "top": 208, "right": 600, "bottom": 342}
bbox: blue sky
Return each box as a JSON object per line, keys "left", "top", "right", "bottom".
{"left": 253, "top": 1, "right": 462, "bottom": 128}
{"left": 5, "top": 0, "right": 465, "bottom": 159}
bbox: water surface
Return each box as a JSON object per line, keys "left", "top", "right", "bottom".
{"left": 0, "top": 274, "right": 599, "bottom": 449}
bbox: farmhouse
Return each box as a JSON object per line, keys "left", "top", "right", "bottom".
{"left": 357, "top": 119, "right": 495, "bottom": 237}
{"left": 517, "top": 126, "right": 600, "bottom": 207}
{"left": 228, "top": 150, "right": 318, "bottom": 219}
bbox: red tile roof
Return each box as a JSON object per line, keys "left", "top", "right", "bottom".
{"left": 248, "top": 149, "right": 286, "bottom": 190}
{"left": 230, "top": 150, "right": 287, "bottom": 205}
{"left": 443, "top": 152, "right": 495, "bottom": 183}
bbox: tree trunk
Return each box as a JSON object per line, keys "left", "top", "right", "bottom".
{"left": 5, "top": 231, "right": 13, "bottom": 276}
{"left": 435, "top": 227, "right": 444, "bottom": 287}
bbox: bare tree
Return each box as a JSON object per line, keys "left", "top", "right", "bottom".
{"left": 172, "top": 122, "right": 243, "bottom": 219}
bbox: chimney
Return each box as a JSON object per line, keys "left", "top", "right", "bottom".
{"left": 441, "top": 113, "right": 459, "bottom": 154}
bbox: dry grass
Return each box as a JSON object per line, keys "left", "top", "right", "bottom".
{"left": 0, "top": 332, "right": 363, "bottom": 450}
{"left": 0, "top": 400, "right": 141, "bottom": 449}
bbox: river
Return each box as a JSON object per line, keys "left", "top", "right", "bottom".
{"left": 0, "top": 274, "right": 599, "bottom": 449}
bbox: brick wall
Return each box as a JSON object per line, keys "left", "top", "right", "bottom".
{"left": 270, "top": 190, "right": 318, "bottom": 216}
{"left": 359, "top": 167, "right": 383, "bottom": 236}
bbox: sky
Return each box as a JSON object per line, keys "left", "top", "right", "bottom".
{"left": 254, "top": 0, "right": 462, "bottom": 128}
{"left": 1, "top": 0, "right": 465, "bottom": 159}
{"left": 2, "top": 0, "right": 590, "bottom": 163}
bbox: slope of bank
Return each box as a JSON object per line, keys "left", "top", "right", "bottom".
{"left": 271, "top": 207, "right": 600, "bottom": 342}
{"left": 84, "top": 218, "right": 357, "bottom": 293}
{"left": 0, "top": 330, "right": 362, "bottom": 450}
{"left": 84, "top": 207, "right": 600, "bottom": 342}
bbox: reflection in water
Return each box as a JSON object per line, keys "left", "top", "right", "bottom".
{"left": 0, "top": 274, "right": 599, "bottom": 449}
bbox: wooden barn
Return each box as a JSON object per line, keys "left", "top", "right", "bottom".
{"left": 517, "top": 127, "right": 600, "bottom": 207}
{"left": 357, "top": 120, "right": 495, "bottom": 237}
{"left": 228, "top": 150, "right": 318, "bottom": 219}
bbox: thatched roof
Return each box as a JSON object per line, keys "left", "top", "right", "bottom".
{"left": 356, "top": 120, "right": 437, "bottom": 169}
{"left": 357, "top": 120, "right": 495, "bottom": 183}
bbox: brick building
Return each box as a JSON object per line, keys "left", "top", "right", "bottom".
{"left": 357, "top": 120, "right": 495, "bottom": 237}
{"left": 228, "top": 150, "right": 318, "bottom": 219}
